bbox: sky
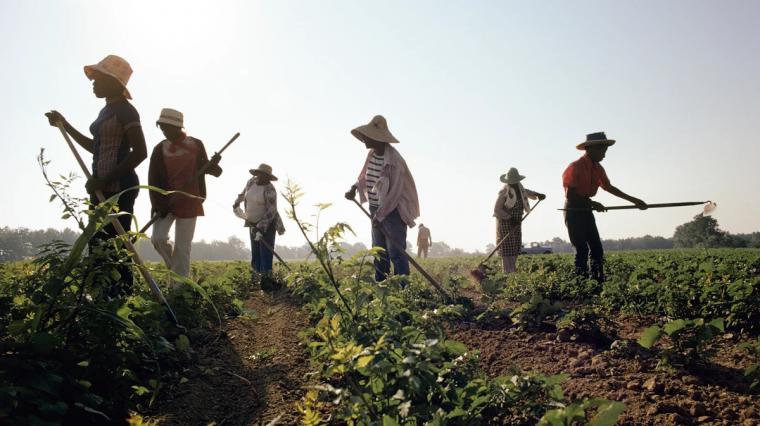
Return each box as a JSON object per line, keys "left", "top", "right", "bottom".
{"left": 1, "top": 0, "right": 759, "bottom": 252}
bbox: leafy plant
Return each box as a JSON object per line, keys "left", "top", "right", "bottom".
{"left": 510, "top": 294, "right": 563, "bottom": 331}
{"left": 556, "top": 307, "right": 617, "bottom": 344}
{"left": 738, "top": 338, "right": 760, "bottom": 389}
{"left": 637, "top": 317, "right": 725, "bottom": 366}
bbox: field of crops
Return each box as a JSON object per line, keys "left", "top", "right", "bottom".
{"left": 2, "top": 233, "right": 760, "bottom": 425}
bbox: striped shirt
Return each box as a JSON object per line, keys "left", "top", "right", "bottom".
{"left": 365, "top": 151, "right": 385, "bottom": 207}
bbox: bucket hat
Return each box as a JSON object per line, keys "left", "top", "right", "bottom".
{"left": 156, "top": 108, "right": 184, "bottom": 128}
{"left": 84, "top": 54, "right": 133, "bottom": 99}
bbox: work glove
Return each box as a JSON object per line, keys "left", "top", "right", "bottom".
{"left": 254, "top": 231, "right": 263, "bottom": 241}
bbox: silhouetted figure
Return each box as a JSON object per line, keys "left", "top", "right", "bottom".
{"left": 234, "top": 164, "right": 285, "bottom": 274}
{"left": 46, "top": 55, "right": 147, "bottom": 297}
{"left": 493, "top": 168, "right": 545, "bottom": 274}
{"left": 345, "top": 115, "right": 419, "bottom": 282}
{"left": 417, "top": 224, "right": 432, "bottom": 258}
{"left": 563, "top": 132, "right": 647, "bottom": 282}
{"left": 149, "top": 108, "right": 222, "bottom": 288}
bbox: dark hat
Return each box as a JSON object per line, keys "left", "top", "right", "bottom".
{"left": 576, "top": 132, "right": 616, "bottom": 150}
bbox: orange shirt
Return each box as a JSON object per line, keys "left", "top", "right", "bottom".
{"left": 562, "top": 154, "right": 611, "bottom": 198}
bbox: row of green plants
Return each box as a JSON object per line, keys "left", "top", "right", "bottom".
{"left": 463, "top": 249, "right": 760, "bottom": 331}
{"left": 282, "top": 182, "right": 625, "bottom": 426}
{"left": 0, "top": 156, "right": 256, "bottom": 425}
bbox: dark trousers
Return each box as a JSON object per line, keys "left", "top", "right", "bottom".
{"left": 565, "top": 210, "right": 605, "bottom": 282}
{"left": 370, "top": 206, "right": 410, "bottom": 282}
{"left": 250, "top": 225, "right": 277, "bottom": 273}
{"left": 89, "top": 189, "right": 138, "bottom": 297}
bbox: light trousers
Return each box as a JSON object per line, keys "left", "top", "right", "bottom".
{"left": 152, "top": 214, "right": 197, "bottom": 288}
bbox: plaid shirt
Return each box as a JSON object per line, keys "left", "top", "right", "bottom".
{"left": 90, "top": 99, "right": 141, "bottom": 192}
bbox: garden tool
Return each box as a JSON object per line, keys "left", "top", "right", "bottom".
{"left": 51, "top": 120, "right": 180, "bottom": 327}
{"left": 234, "top": 208, "right": 291, "bottom": 271}
{"left": 468, "top": 198, "right": 542, "bottom": 284}
{"left": 138, "top": 132, "right": 241, "bottom": 236}
{"left": 559, "top": 201, "right": 716, "bottom": 215}
{"left": 350, "top": 198, "right": 452, "bottom": 302}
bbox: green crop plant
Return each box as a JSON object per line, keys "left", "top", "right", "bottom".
{"left": 637, "top": 317, "right": 725, "bottom": 368}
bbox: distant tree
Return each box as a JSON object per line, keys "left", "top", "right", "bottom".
{"left": 673, "top": 214, "right": 727, "bottom": 248}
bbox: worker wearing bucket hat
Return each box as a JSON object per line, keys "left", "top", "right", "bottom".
{"left": 148, "top": 108, "right": 222, "bottom": 288}
{"left": 563, "top": 132, "right": 647, "bottom": 281}
{"left": 45, "top": 54, "right": 147, "bottom": 297}
{"left": 233, "top": 164, "right": 285, "bottom": 278}
{"left": 493, "top": 168, "right": 545, "bottom": 274}
{"left": 344, "top": 115, "right": 420, "bottom": 282}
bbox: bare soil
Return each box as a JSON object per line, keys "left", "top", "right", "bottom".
{"left": 149, "top": 290, "right": 311, "bottom": 425}
{"left": 450, "top": 313, "right": 760, "bottom": 426}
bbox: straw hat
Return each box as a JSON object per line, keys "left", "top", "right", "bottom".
{"left": 577, "top": 132, "right": 616, "bottom": 150}
{"left": 249, "top": 163, "right": 278, "bottom": 181}
{"left": 500, "top": 167, "right": 526, "bottom": 185}
{"left": 84, "top": 55, "right": 133, "bottom": 99}
{"left": 156, "top": 108, "right": 184, "bottom": 128}
{"left": 351, "top": 115, "right": 400, "bottom": 144}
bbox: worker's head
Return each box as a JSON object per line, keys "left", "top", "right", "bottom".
{"left": 585, "top": 145, "right": 608, "bottom": 163}
{"left": 90, "top": 69, "right": 126, "bottom": 99}
{"left": 419, "top": 223, "right": 424, "bottom": 228}
{"left": 158, "top": 123, "right": 184, "bottom": 142}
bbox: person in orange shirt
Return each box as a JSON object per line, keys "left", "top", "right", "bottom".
{"left": 562, "top": 132, "right": 647, "bottom": 282}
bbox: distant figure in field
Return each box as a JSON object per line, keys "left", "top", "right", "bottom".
{"left": 234, "top": 164, "right": 285, "bottom": 275}
{"left": 148, "top": 108, "right": 222, "bottom": 288}
{"left": 417, "top": 224, "right": 432, "bottom": 258}
{"left": 563, "top": 132, "right": 647, "bottom": 282}
{"left": 45, "top": 55, "right": 146, "bottom": 297}
{"left": 493, "top": 168, "right": 545, "bottom": 274}
{"left": 344, "top": 115, "right": 420, "bottom": 282}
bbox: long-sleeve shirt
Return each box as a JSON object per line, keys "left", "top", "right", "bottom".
{"left": 494, "top": 183, "right": 539, "bottom": 220}
{"left": 234, "top": 179, "right": 285, "bottom": 234}
{"left": 148, "top": 136, "right": 222, "bottom": 218}
{"left": 354, "top": 145, "right": 420, "bottom": 227}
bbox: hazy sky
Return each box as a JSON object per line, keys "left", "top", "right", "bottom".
{"left": 1, "top": 0, "right": 758, "bottom": 252}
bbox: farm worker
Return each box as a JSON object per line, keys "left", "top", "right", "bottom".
{"left": 148, "top": 108, "right": 222, "bottom": 288}
{"left": 344, "top": 115, "right": 420, "bottom": 282}
{"left": 562, "top": 132, "right": 647, "bottom": 282}
{"left": 417, "top": 224, "right": 432, "bottom": 258}
{"left": 493, "top": 168, "right": 546, "bottom": 274}
{"left": 45, "top": 55, "right": 146, "bottom": 297}
{"left": 233, "top": 164, "right": 285, "bottom": 275}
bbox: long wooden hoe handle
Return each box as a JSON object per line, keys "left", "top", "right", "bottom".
{"left": 138, "top": 132, "right": 241, "bottom": 235}
{"left": 255, "top": 235, "right": 292, "bottom": 271}
{"left": 54, "top": 122, "right": 180, "bottom": 325}
{"left": 558, "top": 201, "right": 710, "bottom": 211}
{"left": 351, "top": 199, "right": 452, "bottom": 302}
{"left": 479, "top": 198, "right": 542, "bottom": 268}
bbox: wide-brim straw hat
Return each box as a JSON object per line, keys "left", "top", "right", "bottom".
{"left": 156, "top": 108, "right": 184, "bottom": 128}
{"left": 249, "top": 163, "right": 278, "bottom": 181}
{"left": 500, "top": 167, "right": 526, "bottom": 184}
{"left": 84, "top": 54, "right": 133, "bottom": 99}
{"left": 577, "top": 132, "right": 616, "bottom": 150}
{"left": 351, "top": 115, "right": 400, "bottom": 144}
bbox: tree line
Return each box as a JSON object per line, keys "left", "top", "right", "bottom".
{"left": 1, "top": 215, "right": 758, "bottom": 262}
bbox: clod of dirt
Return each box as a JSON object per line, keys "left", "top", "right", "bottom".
{"left": 643, "top": 377, "right": 665, "bottom": 394}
